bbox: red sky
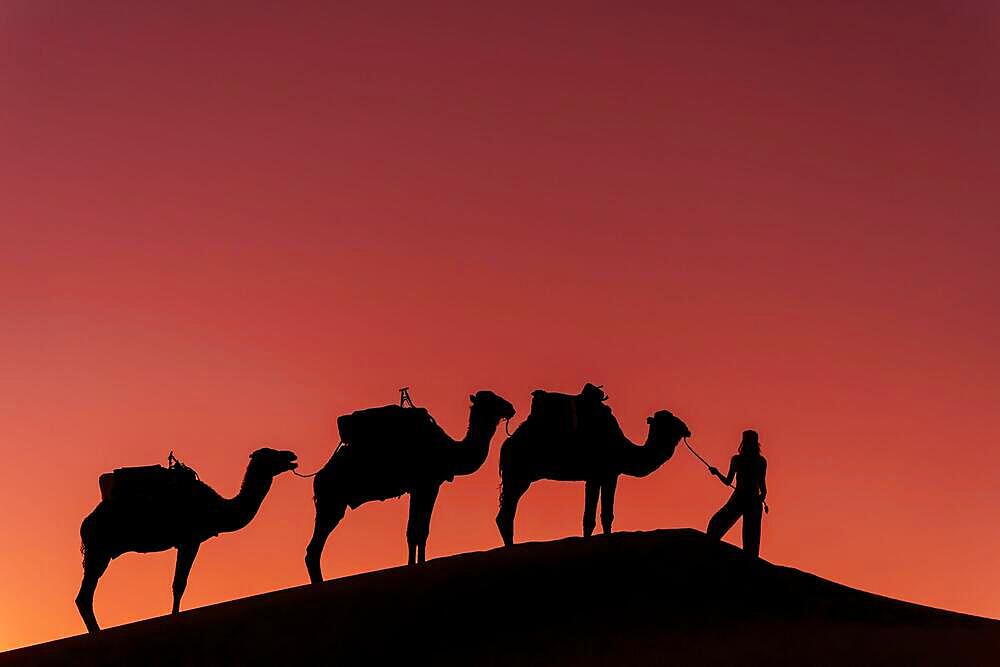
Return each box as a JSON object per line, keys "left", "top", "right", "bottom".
{"left": 2, "top": 0, "right": 999, "bottom": 651}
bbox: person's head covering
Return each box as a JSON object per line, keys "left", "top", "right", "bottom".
{"left": 739, "top": 429, "right": 760, "bottom": 454}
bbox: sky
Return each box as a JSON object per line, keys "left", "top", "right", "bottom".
{"left": 2, "top": 0, "right": 999, "bottom": 651}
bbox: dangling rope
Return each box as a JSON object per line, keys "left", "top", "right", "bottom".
{"left": 684, "top": 437, "right": 769, "bottom": 514}
{"left": 291, "top": 440, "right": 347, "bottom": 478}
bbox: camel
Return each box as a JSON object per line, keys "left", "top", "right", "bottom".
{"left": 305, "top": 390, "right": 515, "bottom": 583}
{"left": 495, "top": 385, "right": 691, "bottom": 545}
{"left": 76, "top": 447, "right": 299, "bottom": 633}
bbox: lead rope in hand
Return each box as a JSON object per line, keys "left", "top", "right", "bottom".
{"left": 684, "top": 437, "right": 769, "bottom": 514}
{"left": 683, "top": 437, "right": 714, "bottom": 471}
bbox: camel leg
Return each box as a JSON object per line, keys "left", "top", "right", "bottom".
{"left": 417, "top": 485, "right": 440, "bottom": 564}
{"left": 305, "top": 500, "right": 347, "bottom": 584}
{"left": 600, "top": 476, "right": 618, "bottom": 535}
{"left": 583, "top": 480, "right": 600, "bottom": 537}
{"left": 496, "top": 478, "right": 529, "bottom": 547}
{"left": 406, "top": 491, "right": 418, "bottom": 565}
{"left": 407, "top": 484, "right": 440, "bottom": 565}
{"left": 172, "top": 543, "right": 200, "bottom": 615}
{"left": 76, "top": 550, "right": 111, "bottom": 633}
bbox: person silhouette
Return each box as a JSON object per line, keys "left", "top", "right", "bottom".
{"left": 706, "top": 429, "right": 767, "bottom": 558}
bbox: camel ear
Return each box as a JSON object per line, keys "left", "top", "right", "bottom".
{"left": 470, "top": 394, "right": 476, "bottom": 403}
{"left": 647, "top": 416, "right": 653, "bottom": 424}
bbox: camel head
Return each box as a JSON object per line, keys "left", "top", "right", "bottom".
{"left": 646, "top": 410, "right": 691, "bottom": 450}
{"left": 469, "top": 390, "right": 516, "bottom": 424}
{"left": 248, "top": 447, "right": 299, "bottom": 477}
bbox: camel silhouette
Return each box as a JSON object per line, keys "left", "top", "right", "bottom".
{"left": 495, "top": 385, "right": 690, "bottom": 545}
{"left": 305, "top": 390, "right": 515, "bottom": 583}
{"left": 75, "top": 448, "right": 299, "bottom": 633}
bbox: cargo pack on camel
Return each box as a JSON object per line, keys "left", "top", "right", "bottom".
{"left": 98, "top": 452, "right": 199, "bottom": 503}
{"left": 336, "top": 405, "right": 440, "bottom": 460}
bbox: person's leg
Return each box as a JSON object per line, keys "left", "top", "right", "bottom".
{"left": 742, "top": 501, "right": 763, "bottom": 557}
{"left": 707, "top": 494, "right": 742, "bottom": 540}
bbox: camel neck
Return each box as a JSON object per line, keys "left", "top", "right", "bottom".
{"left": 464, "top": 406, "right": 499, "bottom": 445}
{"left": 219, "top": 468, "right": 273, "bottom": 533}
{"left": 449, "top": 406, "right": 499, "bottom": 477}
{"left": 619, "top": 427, "right": 679, "bottom": 478}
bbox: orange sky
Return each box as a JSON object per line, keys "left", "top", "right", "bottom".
{"left": 2, "top": 0, "right": 999, "bottom": 651}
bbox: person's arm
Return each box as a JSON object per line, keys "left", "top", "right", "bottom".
{"left": 759, "top": 457, "right": 767, "bottom": 500}
{"left": 709, "top": 456, "right": 737, "bottom": 486}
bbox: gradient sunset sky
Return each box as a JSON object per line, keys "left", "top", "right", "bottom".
{"left": 2, "top": 0, "right": 999, "bottom": 651}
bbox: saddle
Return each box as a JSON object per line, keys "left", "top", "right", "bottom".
{"left": 528, "top": 383, "right": 609, "bottom": 433}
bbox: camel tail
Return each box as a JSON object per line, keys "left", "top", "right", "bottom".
{"left": 498, "top": 420, "right": 526, "bottom": 481}
{"left": 498, "top": 439, "right": 510, "bottom": 479}
{"left": 496, "top": 442, "right": 504, "bottom": 510}
{"left": 79, "top": 508, "right": 100, "bottom": 568}
{"left": 497, "top": 435, "right": 516, "bottom": 510}
{"left": 80, "top": 523, "right": 90, "bottom": 567}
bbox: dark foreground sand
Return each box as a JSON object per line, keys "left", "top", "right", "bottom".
{"left": 3, "top": 529, "right": 997, "bottom": 666}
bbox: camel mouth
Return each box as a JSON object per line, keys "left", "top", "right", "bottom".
{"left": 497, "top": 397, "right": 515, "bottom": 420}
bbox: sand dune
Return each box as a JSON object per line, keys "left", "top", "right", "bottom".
{"left": 3, "top": 529, "right": 997, "bottom": 665}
